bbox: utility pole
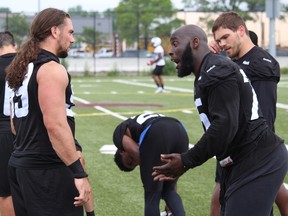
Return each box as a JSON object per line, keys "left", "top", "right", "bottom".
{"left": 38, "top": 0, "right": 41, "bottom": 12}
{"left": 266, "top": 0, "right": 280, "bottom": 57}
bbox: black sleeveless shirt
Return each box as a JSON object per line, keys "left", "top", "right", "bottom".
{"left": 9, "top": 50, "right": 75, "bottom": 168}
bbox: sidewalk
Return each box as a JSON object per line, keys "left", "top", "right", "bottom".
{"left": 66, "top": 57, "right": 153, "bottom": 74}
{"left": 65, "top": 56, "right": 288, "bottom": 74}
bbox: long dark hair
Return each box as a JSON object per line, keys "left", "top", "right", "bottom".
{"left": 6, "top": 8, "right": 70, "bottom": 90}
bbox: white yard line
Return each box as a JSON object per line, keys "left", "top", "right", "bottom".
{"left": 94, "top": 106, "right": 127, "bottom": 121}
{"left": 277, "top": 103, "right": 288, "bottom": 110}
{"left": 113, "top": 79, "right": 194, "bottom": 93}
{"left": 74, "top": 96, "right": 127, "bottom": 120}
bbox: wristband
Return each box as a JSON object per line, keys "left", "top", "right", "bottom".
{"left": 68, "top": 158, "right": 88, "bottom": 179}
{"left": 86, "top": 211, "right": 95, "bottom": 216}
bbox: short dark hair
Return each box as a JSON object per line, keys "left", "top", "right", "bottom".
{"left": 114, "top": 150, "right": 135, "bottom": 172}
{"left": 0, "top": 31, "right": 15, "bottom": 48}
{"left": 248, "top": 30, "right": 258, "bottom": 46}
{"left": 113, "top": 122, "right": 128, "bottom": 151}
{"left": 212, "top": 11, "right": 248, "bottom": 34}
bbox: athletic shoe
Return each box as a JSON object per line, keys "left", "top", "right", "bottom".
{"left": 160, "top": 211, "right": 173, "bottom": 216}
{"left": 162, "top": 89, "right": 170, "bottom": 93}
{"left": 155, "top": 87, "right": 163, "bottom": 93}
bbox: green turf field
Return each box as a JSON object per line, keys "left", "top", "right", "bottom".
{"left": 72, "top": 74, "right": 288, "bottom": 216}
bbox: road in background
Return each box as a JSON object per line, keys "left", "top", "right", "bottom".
{"left": 65, "top": 56, "right": 288, "bottom": 75}
{"left": 66, "top": 57, "right": 153, "bottom": 75}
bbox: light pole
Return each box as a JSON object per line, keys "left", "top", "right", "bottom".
{"left": 266, "top": 0, "right": 280, "bottom": 57}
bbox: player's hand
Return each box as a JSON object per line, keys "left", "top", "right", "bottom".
{"left": 208, "top": 40, "right": 222, "bottom": 54}
{"left": 74, "top": 178, "right": 92, "bottom": 206}
{"left": 152, "top": 153, "right": 185, "bottom": 181}
{"left": 147, "top": 60, "right": 154, "bottom": 65}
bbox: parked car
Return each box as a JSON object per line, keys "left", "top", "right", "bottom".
{"left": 68, "top": 49, "right": 91, "bottom": 58}
{"left": 95, "top": 48, "right": 114, "bottom": 58}
{"left": 122, "top": 49, "right": 152, "bottom": 58}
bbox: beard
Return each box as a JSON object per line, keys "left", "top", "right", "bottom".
{"left": 177, "top": 43, "right": 194, "bottom": 78}
{"left": 58, "top": 50, "right": 68, "bottom": 58}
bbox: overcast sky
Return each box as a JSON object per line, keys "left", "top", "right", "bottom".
{"left": 1, "top": 0, "right": 184, "bottom": 13}
{"left": 2, "top": 0, "right": 287, "bottom": 13}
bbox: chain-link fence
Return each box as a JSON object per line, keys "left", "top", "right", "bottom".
{"left": 0, "top": 10, "right": 287, "bottom": 74}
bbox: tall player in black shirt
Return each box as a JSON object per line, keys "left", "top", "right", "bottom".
{"left": 6, "top": 8, "right": 91, "bottom": 216}
{"left": 209, "top": 11, "right": 287, "bottom": 216}
{"left": 113, "top": 113, "right": 188, "bottom": 216}
{"left": 0, "top": 31, "right": 16, "bottom": 216}
{"left": 152, "top": 24, "right": 288, "bottom": 216}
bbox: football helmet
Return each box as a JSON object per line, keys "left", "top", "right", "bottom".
{"left": 151, "top": 37, "right": 161, "bottom": 47}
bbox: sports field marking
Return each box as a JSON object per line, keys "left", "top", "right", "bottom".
{"left": 74, "top": 96, "right": 127, "bottom": 120}
{"left": 100, "top": 144, "right": 195, "bottom": 154}
{"left": 74, "top": 108, "right": 195, "bottom": 117}
{"left": 76, "top": 103, "right": 163, "bottom": 107}
{"left": 276, "top": 103, "right": 288, "bottom": 109}
{"left": 95, "top": 106, "right": 127, "bottom": 121}
{"left": 113, "top": 79, "right": 194, "bottom": 93}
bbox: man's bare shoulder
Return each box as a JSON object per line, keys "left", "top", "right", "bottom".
{"left": 37, "top": 60, "right": 68, "bottom": 83}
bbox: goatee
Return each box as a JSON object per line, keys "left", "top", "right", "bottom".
{"left": 58, "top": 51, "right": 68, "bottom": 58}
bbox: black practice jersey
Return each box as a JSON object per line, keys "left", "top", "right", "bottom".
{"left": 121, "top": 113, "right": 189, "bottom": 191}
{"left": 123, "top": 113, "right": 165, "bottom": 143}
{"left": 234, "top": 46, "right": 280, "bottom": 131}
{"left": 0, "top": 53, "right": 15, "bottom": 125}
{"left": 181, "top": 53, "right": 282, "bottom": 170}
{"left": 9, "top": 50, "right": 76, "bottom": 168}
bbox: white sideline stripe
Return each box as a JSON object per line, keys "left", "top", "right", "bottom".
{"left": 113, "top": 80, "right": 288, "bottom": 107}
{"left": 276, "top": 103, "right": 288, "bottom": 110}
{"left": 74, "top": 96, "right": 128, "bottom": 120}
{"left": 100, "top": 144, "right": 195, "bottom": 154}
{"left": 113, "top": 79, "right": 194, "bottom": 93}
{"left": 95, "top": 106, "right": 127, "bottom": 121}
{"left": 74, "top": 96, "right": 90, "bottom": 104}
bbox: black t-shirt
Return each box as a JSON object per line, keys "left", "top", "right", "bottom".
{"left": 234, "top": 46, "right": 280, "bottom": 131}
{"left": 181, "top": 53, "right": 283, "bottom": 172}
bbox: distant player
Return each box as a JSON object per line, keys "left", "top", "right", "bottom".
{"left": 147, "top": 37, "right": 166, "bottom": 93}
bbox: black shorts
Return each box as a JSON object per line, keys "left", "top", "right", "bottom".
{"left": 0, "top": 132, "right": 14, "bottom": 196}
{"left": 9, "top": 166, "right": 83, "bottom": 216}
{"left": 140, "top": 118, "right": 188, "bottom": 216}
{"left": 222, "top": 144, "right": 288, "bottom": 216}
{"left": 152, "top": 65, "right": 164, "bottom": 76}
{"left": 140, "top": 118, "right": 189, "bottom": 191}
